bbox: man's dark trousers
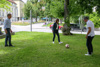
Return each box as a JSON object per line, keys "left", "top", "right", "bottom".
{"left": 5, "top": 28, "right": 12, "bottom": 46}
{"left": 86, "top": 36, "right": 94, "bottom": 54}
{"left": 53, "top": 30, "right": 60, "bottom": 42}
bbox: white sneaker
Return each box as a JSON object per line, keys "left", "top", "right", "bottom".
{"left": 59, "top": 42, "right": 63, "bottom": 44}
{"left": 52, "top": 42, "right": 54, "bottom": 44}
{"left": 85, "top": 53, "right": 91, "bottom": 56}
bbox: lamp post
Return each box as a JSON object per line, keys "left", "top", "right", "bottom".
{"left": 30, "top": 0, "right": 41, "bottom": 32}
{"left": 30, "top": 10, "right": 32, "bottom": 32}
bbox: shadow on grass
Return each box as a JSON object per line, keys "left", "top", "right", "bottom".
{"left": 0, "top": 37, "right": 35, "bottom": 55}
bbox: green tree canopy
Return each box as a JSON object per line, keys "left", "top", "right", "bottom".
{"left": 0, "top": 0, "right": 11, "bottom": 10}
{"left": 23, "top": 0, "right": 45, "bottom": 21}
{"left": 85, "top": 12, "right": 100, "bottom": 28}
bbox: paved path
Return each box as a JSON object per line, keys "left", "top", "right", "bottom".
{"left": 0, "top": 23, "right": 100, "bottom": 35}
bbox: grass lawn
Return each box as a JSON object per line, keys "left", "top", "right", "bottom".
{"left": 12, "top": 22, "right": 30, "bottom": 26}
{"left": 12, "top": 20, "right": 46, "bottom": 26}
{"left": 0, "top": 32, "right": 100, "bottom": 67}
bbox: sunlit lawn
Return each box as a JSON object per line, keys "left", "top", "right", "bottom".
{"left": 12, "top": 20, "right": 46, "bottom": 26}
{"left": 12, "top": 22, "right": 30, "bottom": 26}
{"left": 0, "top": 32, "right": 100, "bottom": 67}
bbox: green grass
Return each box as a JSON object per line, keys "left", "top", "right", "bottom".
{"left": 12, "top": 20, "right": 46, "bottom": 26}
{"left": 12, "top": 22, "right": 30, "bottom": 26}
{"left": 0, "top": 32, "right": 100, "bottom": 67}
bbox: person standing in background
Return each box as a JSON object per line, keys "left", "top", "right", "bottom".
{"left": 4, "top": 14, "right": 14, "bottom": 47}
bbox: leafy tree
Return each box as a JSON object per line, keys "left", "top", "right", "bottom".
{"left": 50, "top": 1, "right": 64, "bottom": 19}
{"left": 85, "top": 12, "right": 100, "bottom": 28}
{"left": 48, "top": 0, "right": 100, "bottom": 35}
{"left": 70, "top": 16, "right": 79, "bottom": 23}
{"left": 23, "top": 0, "right": 43, "bottom": 22}
{"left": 0, "top": 0, "right": 11, "bottom": 10}
{"left": 24, "top": 0, "right": 100, "bottom": 30}
{"left": 23, "top": 1, "right": 33, "bottom": 19}
{"left": 43, "top": 0, "right": 54, "bottom": 21}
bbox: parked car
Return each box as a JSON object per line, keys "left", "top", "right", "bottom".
{"left": 50, "top": 24, "right": 63, "bottom": 30}
{"left": 70, "top": 23, "right": 86, "bottom": 32}
{"left": 50, "top": 23, "right": 86, "bottom": 31}
{"left": 0, "top": 21, "right": 4, "bottom": 25}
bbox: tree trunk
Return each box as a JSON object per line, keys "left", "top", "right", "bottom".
{"left": 35, "top": 11, "right": 38, "bottom": 22}
{"left": 51, "top": 17, "right": 52, "bottom": 22}
{"left": 36, "top": 16, "right": 37, "bottom": 22}
{"left": 60, "top": 19, "right": 62, "bottom": 24}
{"left": 62, "top": 0, "right": 72, "bottom": 35}
{"left": 36, "top": 12, "right": 38, "bottom": 22}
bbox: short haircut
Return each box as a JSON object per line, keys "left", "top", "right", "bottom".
{"left": 84, "top": 16, "right": 89, "bottom": 20}
{"left": 7, "top": 14, "right": 11, "bottom": 17}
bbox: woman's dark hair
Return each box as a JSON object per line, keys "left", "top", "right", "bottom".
{"left": 55, "top": 19, "right": 59, "bottom": 23}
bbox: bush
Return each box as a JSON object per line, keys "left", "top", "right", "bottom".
{"left": 85, "top": 12, "right": 100, "bottom": 28}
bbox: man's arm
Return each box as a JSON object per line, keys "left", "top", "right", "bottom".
{"left": 5, "top": 29, "right": 7, "bottom": 34}
{"left": 4, "top": 20, "right": 7, "bottom": 34}
{"left": 86, "top": 27, "right": 91, "bottom": 39}
{"left": 10, "top": 29, "right": 12, "bottom": 33}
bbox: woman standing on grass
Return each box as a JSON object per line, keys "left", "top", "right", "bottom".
{"left": 52, "top": 19, "right": 63, "bottom": 44}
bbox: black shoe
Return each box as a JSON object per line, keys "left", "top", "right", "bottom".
{"left": 5, "top": 45, "right": 8, "bottom": 47}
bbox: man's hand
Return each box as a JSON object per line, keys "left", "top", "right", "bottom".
{"left": 5, "top": 29, "right": 7, "bottom": 34}
{"left": 86, "top": 27, "right": 91, "bottom": 39}
{"left": 85, "top": 35, "right": 88, "bottom": 39}
{"left": 10, "top": 29, "right": 13, "bottom": 33}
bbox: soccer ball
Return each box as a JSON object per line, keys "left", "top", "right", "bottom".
{"left": 65, "top": 44, "right": 69, "bottom": 48}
